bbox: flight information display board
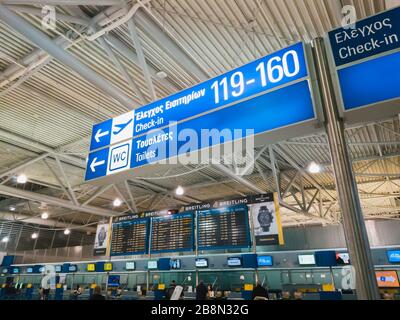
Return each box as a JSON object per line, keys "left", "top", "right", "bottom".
{"left": 197, "top": 205, "right": 251, "bottom": 250}
{"left": 150, "top": 212, "right": 194, "bottom": 253}
{"left": 110, "top": 217, "right": 149, "bottom": 256}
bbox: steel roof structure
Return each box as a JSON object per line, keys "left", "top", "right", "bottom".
{"left": 0, "top": 0, "right": 399, "bottom": 253}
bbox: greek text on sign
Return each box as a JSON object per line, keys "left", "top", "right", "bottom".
{"left": 329, "top": 7, "right": 400, "bottom": 66}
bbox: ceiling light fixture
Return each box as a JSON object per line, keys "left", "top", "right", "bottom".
{"left": 31, "top": 233, "right": 38, "bottom": 239}
{"left": 41, "top": 212, "right": 49, "bottom": 219}
{"left": 16, "top": 174, "right": 28, "bottom": 184}
{"left": 1, "top": 236, "right": 9, "bottom": 243}
{"left": 113, "top": 198, "right": 122, "bottom": 207}
{"left": 64, "top": 229, "right": 71, "bottom": 235}
{"left": 9, "top": 206, "right": 16, "bottom": 212}
{"left": 307, "top": 161, "right": 321, "bottom": 174}
{"left": 175, "top": 185, "right": 185, "bottom": 196}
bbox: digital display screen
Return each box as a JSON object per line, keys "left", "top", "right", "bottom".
{"left": 12, "top": 267, "right": 20, "bottom": 274}
{"left": 110, "top": 217, "right": 149, "bottom": 256}
{"left": 39, "top": 267, "right": 45, "bottom": 273}
{"left": 148, "top": 261, "right": 158, "bottom": 270}
{"left": 87, "top": 264, "right": 95, "bottom": 272}
{"left": 108, "top": 275, "right": 120, "bottom": 287}
{"left": 298, "top": 254, "right": 316, "bottom": 265}
{"left": 125, "top": 262, "right": 135, "bottom": 270}
{"left": 227, "top": 257, "right": 242, "bottom": 267}
{"left": 257, "top": 256, "right": 273, "bottom": 267}
{"left": 376, "top": 271, "right": 400, "bottom": 288}
{"left": 150, "top": 213, "right": 194, "bottom": 253}
{"left": 195, "top": 258, "right": 208, "bottom": 268}
{"left": 26, "top": 267, "right": 33, "bottom": 273}
{"left": 387, "top": 250, "right": 400, "bottom": 263}
{"left": 170, "top": 259, "right": 181, "bottom": 270}
{"left": 68, "top": 265, "right": 77, "bottom": 272}
{"left": 55, "top": 265, "right": 62, "bottom": 272}
{"left": 336, "top": 253, "right": 350, "bottom": 265}
{"left": 197, "top": 205, "right": 250, "bottom": 250}
{"left": 104, "top": 263, "right": 113, "bottom": 271}
{"left": 1, "top": 268, "right": 8, "bottom": 274}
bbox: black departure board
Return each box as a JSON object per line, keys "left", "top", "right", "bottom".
{"left": 197, "top": 205, "right": 251, "bottom": 250}
{"left": 150, "top": 212, "right": 194, "bottom": 253}
{"left": 110, "top": 218, "right": 149, "bottom": 256}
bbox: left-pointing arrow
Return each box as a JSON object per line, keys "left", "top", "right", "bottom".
{"left": 95, "top": 129, "right": 109, "bottom": 143}
{"left": 90, "top": 157, "right": 105, "bottom": 172}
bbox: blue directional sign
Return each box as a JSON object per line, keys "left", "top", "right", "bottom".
{"left": 90, "top": 119, "right": 112, "bottom": 151}
{"left": 85, "top": 42, "right": 319, "bottom": 182}
{"left": 327, "top": 7, "right": 400, "bottom": 121}
{"left": 328, "top": 7, "right": 400, "bottom": 66}
{"left": 85, "top": 147, "right": 109, "bottom": 181}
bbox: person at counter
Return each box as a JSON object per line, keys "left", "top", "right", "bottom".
{"left": 196, "top": 281, "right": 208, "bottom": 300}
{"left": 207, "top": 284, "right": 214, "bottom": 299}
{"left": 252, "top": 282, "right": 269, "bottom": 300}
{"left": 89, "top": 286, "right": 105, "bottom": 300}
{"left": 165, "top": 280, "right": 184, "bottom": 300}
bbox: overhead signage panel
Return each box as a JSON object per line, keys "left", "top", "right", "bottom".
{"left": 85, "top": 42, "right": 320, "bottom": 182}
{"left": 327, "top": 7, "right": 400, "bottom": 123}
{"left": 328, "top": 7, "right": 400, "bottom": 67}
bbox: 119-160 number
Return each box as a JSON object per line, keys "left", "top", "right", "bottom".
{"left": 211, "top": 50, "right": 301, "bottom": 104}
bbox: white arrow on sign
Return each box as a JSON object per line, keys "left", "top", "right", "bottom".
{"left": 90, "top": 157, "right": 105, "bottom": 172}
{"left": 94, "top": 129, "right": 109, "bottom": 143}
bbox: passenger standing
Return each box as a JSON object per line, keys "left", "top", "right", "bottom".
{"left": 196, "top": 281, "right": 208, "bottom": 300}
{"left": 89, "top": 286, "right": 105, "bottom": 300}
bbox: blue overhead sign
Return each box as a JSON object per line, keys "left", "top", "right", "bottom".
{"left": 328, "top": 7, "right": 400, "bottom": 66}
{"left": 85, "top": 42, "right": 319, "bottom": 182}
{"left": 327, "top": 7, "right": 400, "bottom": 122}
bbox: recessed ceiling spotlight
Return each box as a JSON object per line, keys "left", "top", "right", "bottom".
{"left": 308, "top": 161, "right": 322, "bottom": 174}
{"left": 1, "top": 236, "right": 9, "bottom": 243}
{"left": 9, "top": 206, "right": 16, "bottom": 212}
{"left": 113, "top": 198, "right": 122, "bottom": 207}
{"left": 16, "top": 174, "right": 28, "bottom": 184}
{"left": 31, "top": 233, "right": 38, "bottom": 239}
{"left": 156, "top": 71, "right": 168, "bottom": 79}
{"left": 175, "top": 185, "right": 185, "bottom": 196}
{"left": 41, "top": 212, "right": 49, "bottom": 220}
{"left": 64, "top": 229, "right": 71, "bottom": 235}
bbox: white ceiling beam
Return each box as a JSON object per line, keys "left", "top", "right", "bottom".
{"left": 0, "top": 184, "right": 117, "bottom": 217}
{"left": 0, "top": 211, "right": 95, "bottom": 232}
{"left": 0, "top": 4, "right": 136, "bottom": 109}
{"left": 2, "top": 0, "right": 124, "bottom": 5}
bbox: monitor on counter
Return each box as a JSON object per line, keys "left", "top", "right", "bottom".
{"left": 39, "top": 266, "right": 45, "bottom": 273}
{"left": 2, "top": 267, "right": 9, "bottom": 274}
{"left": 108, "top": 275, "right": 120, "bottom": 287}
{"left": 170, "top": 259, "right": 181, "bottom": 270}
{"left": 387, "top": 250, "right": 400, "bottom": 263}
{"left": 147, "top": 261, "right": 158, "bottom": 270}
{"left": 125, "top": 262, "right": 136, "bottom": 271}
{"left": 227, "top": 257, "right": 242, "bottom": 267}
{"left": 12, "top": 267, "right": 20, "bottom": 274}
{"left": 55, "top": 265, "right": 62, "bottom": 272}
{"left": 195, "top": 258, "right": 208, "bottom": 268}
{"left": 336, "top": 253, "right": 351, "bottom": 265}
{"left": 26, "top": 267, "right": 33, "bottom": 273}
{"left": 298, "top": 254, "right": 316, "bottom": 265}
{"left": 87, "top": 263, "right": 95, "bottom": 272}
{"left": 257, "top": 256, "right": 273, "bottom": 267}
